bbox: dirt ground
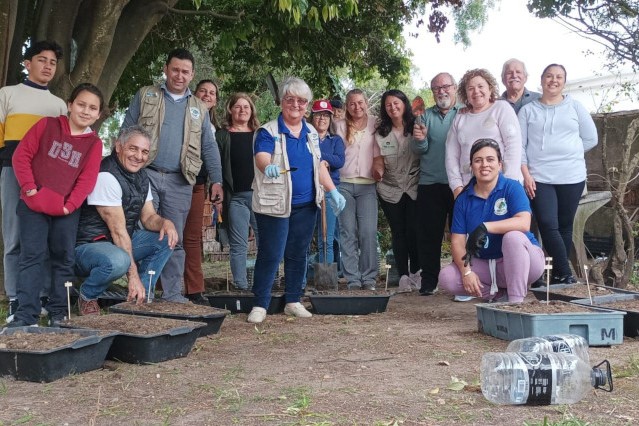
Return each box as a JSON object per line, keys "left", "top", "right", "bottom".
{"left": 1, "top": 272, "right": 639, "bottom": 425}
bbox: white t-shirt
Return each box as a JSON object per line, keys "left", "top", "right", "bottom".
{"left": 86, "top": 172, "right": 152, "bottom": 206}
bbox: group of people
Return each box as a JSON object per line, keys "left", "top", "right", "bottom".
{"left": 0, "top": 40, "right": 597, "bottom": 327}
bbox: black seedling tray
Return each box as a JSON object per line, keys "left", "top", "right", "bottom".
{"left": 97, "top": 290, "right": 128, "bottom": 308}
{"left": 309, "top": 294, "right": 391, "bottom": 315}
{"left": 0, "top": 327, "right": 116, "bottom": 382}
{"left": 109, "top": 303, "right": 229, "bottom": 336}
{"left": 206, "top": 293, "right": 285, "bottom": 314}
{"left": 531, "top": 284, "right": 637, "bottom": 302}
{"left": 572, "top": 294, "right": 639, "bottom": 337}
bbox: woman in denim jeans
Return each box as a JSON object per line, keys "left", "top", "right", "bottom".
{"left": 247, "top": 77, "right": 345, "bottom": 324}
{"left": 216, "top": 93, "right": 261, "bottom": 290}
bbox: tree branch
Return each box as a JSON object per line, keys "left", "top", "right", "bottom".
{"left": 166, "top": 6, "right": 243, "bottom": 20}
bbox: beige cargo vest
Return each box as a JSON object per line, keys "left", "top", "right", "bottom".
{"left": 252, "top": 120, "right": 324, "bottom": 218}
{"left": 375, "top": 130, "right": 419, "bottom": 203}
{"left": 137, "top": 85, "right": 207, "bottom": 185}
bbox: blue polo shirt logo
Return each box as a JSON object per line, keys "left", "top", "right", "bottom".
{"left": 494, "top": 198, "right": 507, "bottom": 215}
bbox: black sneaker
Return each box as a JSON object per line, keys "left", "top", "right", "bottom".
{"left": 419, "top": 289, "right": 435, "bottom": 296}
{"left": 48, "top": 313, "right": 67, "bottom": 327}
{"left": 530, "top": 276, "right": 546, "bottom": 288}
{"left": 6, "top": 298, "right": 19, "bottom": 323}
{"left": 553, "top": 274, "right": 578, "bottom": 285}
{"left": 4, "top": 319, "right": 38, "bottom": 328}
{"left": 186, "top": 293, "right": 210, "bottom": 306}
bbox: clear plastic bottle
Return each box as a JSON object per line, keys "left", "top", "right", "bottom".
{"left": 506, "top": 334, "right": 589, "bottom": 363}
{"left": 481, "top": 352, "right": 611, "bottom": 405}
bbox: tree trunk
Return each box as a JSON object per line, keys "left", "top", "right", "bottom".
{"left": 0, "top": 0, "right": 18, "bottom": 87}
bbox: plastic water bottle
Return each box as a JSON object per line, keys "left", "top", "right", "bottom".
{"left": 506, "top": 334, "right": 589, "bottom": 363}
{"left": 481, "top": 352, "right": 612, "bottom": 405}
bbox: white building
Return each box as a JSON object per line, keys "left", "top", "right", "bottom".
{"left": 559, "top": 73, "right": 639, "bottom": 113}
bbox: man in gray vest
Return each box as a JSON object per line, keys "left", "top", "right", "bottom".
{"left": 500, "top": 58, "right": 540, "bottom": 114}
{"left": 122, "top": 48, "right": 222, "bottom": 302}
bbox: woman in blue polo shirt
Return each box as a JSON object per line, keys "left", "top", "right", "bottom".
{"left": 438, "top": 139, "right": 544, "bottom": 302}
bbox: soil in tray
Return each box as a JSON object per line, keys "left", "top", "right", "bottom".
{"left": 0, "top": 332, "right": 85, "bottom": 351}
{"left": 547, "top": 285, "right": 618, "bottom": 298}
{"left": 64, "top": 314, "right": 194, "bottom": 334}
{"left": 497, "top": 300, "right": 598, "bottom": 314}
{"left": 599, "top": 299, "right": 639, "bottom": 311}
{"left": 113, "top": 301, "right": 225, "bottom": 316}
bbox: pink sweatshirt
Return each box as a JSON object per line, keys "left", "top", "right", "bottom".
{"left": 333, "top": 116, "right": 380, "bottom": 183}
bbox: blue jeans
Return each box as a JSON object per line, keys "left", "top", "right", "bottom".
{"left": 252, "top": 202, "right": 317, "bottom": 308}
{"left": 74, "top": 229, "right": 173, "bottom": 300}
{"left": 316, "top": 193, "right": 338, "bottom": 263}
{"left": 14, "top": 201, "right": 79, "bottom": 324}
{"left": 147, "top": 169, "right": 193, "bottom": 302}
{"left": 338, "top": 182, "right": 378, "bottom": 286}
{"left": 228, "top": 191, "right": 259, "bottom": 288}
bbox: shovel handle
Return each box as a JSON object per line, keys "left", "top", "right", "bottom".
{"left": 321, "top": 198, "right": 327, "bottom": 263}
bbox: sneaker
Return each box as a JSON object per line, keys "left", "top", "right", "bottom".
{"left": 419, "top": 288, "right": 435, "bottom": 296}
{"left": 454, "top": 295, "right": 475, "bottom": 302}
{"left": 232, "top": 284, "right": 249, "bottom": 291}
{"left": 553, "top": 274, "right": 578, "bottom": 285}
{"left": 186, "top": 293, "right": 210, "bottom": 306}
{"left": 530, "top": 276, "right": 546, "bottom": 288}
{"left": 4, "top": 319, "right": 38, "bottom": 328}
{"left": 409, "top": 271, "right": 421, "bottom": 290}
{"left": 40, "top": 296, "right": 49, "bottom": 316}
{"left": 284, "top": 302, "right": 312, "bottom": 318}
{"left": 347, "top": 281, "right": 362, "bottom": 290}
{"left": 362, "top": 281, "right": 376, "bottom": 291}
{"left": 48, "top": 313, "right": 67, "bottom": 327}
{"left": 78, "top": 297, "right": 100, "bottom": 316}
{"left": 5, "top": 298, "right": 18, "bottom": 323}
{"left": 398, "top": 275, "right": 412, "bottom": 292}
{"left": 247, "top": 306, "right": 267, "bottom": 323}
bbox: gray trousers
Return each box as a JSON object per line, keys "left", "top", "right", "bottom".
{"left": 147, "top": 169, "right": 193, "bottom": 302}
{"left": 228, "top": 191, "right": 258, "bottom": 288}
{"left": 338, "top": 182, "right": 378, "bottom": 286}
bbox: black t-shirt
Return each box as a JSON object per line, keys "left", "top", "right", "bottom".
{"left": 230, "top": 131, "right": 255, "bottom": 192}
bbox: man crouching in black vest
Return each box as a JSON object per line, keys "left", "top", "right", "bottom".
{"left": 74, "top": 125, "right": 178, "bottom": 315}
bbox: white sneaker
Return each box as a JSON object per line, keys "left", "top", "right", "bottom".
{"left": 284, "top": 302, "right": 312, "bottom": 318}
{"left": 454, "top": 295, "right": 476, "bottom": 302}
{"left": 398, "top": 275, "right": 412, "bottom": 292}
{"left": 247, "top": 307, "right": 267, "bottom": 323}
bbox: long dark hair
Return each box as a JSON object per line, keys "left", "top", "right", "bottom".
{"left": 195, "top": 79, "right": 220, "bottom": 129}
{"left": 376, "top": 89, "right": 414, "bottom": 138}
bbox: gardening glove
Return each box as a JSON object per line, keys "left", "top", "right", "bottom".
{"left": 326, "top": 189, "right": 346, "bottom": 216}
{"left": 463, "top": 223, "right": 488, "bottom": 267}
{"left": 264, "top": 164, "right": 280, "bottom": 178}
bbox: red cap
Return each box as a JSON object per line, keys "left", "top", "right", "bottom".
{"left": 311, "top": 99, "right": 333, "bottom": 114}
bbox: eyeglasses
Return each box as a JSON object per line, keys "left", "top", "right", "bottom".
{"left": 313, "top": 112, "right": 331, "bottom": 120}
{"left": 283, "top": 96, "right": 309, "bottom": 107}
{"left": 431, "top": 84, "right": 454, "bottom": 92}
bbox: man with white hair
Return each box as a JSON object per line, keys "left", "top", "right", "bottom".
{"left": 500, "top": 58, "right": 540, "bottom": 113}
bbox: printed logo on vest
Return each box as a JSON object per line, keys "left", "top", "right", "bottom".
{"left": 190, "top": 107, "right": 201, "bottom": 120}
{"left": 494, "top": 197, "right": 508, "bottom": 215}
{"left": 145, "top": 91, "right": 158, "bottom": 97}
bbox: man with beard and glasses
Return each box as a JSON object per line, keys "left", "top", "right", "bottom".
{"left": 500, "top": 58, "right": 540, "bottom": 114}
{"left": 410, "top": 72, "right": 466, "bottom": 297}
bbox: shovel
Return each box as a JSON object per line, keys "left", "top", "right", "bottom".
{"left": 313, "top": 199, "right": 338, "bottom": 291}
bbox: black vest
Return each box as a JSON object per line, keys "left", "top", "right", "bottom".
{"left": 76, "top": 152, "right": 150, "bottom": 245}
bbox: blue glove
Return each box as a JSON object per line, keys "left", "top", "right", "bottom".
{"left": 326, "top": 189, "right": 346, "bottom": 216}
{"left": 264, "top": 164, "right": 280, "bottom": 178}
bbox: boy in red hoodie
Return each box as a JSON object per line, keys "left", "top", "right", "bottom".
{"left": 7, "top": 83, "right": 104, "bottom": 327}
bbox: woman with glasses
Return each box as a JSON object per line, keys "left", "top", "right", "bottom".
{"left": 518, "top": 64, "right": 598, "bottom": 284}
{"left": 247, "top": 77, "right": 346, "bottom": 323}
{"left": 372, "top": 89, "right": 420, "bottom": 292}
{"left": 332, "top": 89, "right": 380, "bottom": 290}
{"left": 215, "top": 93, "right": 260, "bottom": 291}
{"left": 310, "top": 100, "right": 345, "bottom": 264}
{"left": 438, "top": 139, "right": 544, "bottom": 302}
{"left": 446, "top": 69, "right": 522, "bottom": 199}
{"left": 183, "top": 79, "right": 221, "bottom": 304}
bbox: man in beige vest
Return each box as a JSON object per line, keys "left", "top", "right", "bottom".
{"left": 122, "top": 48, "right": 222, "bottom": 302}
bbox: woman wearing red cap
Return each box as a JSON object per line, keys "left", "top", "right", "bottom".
{"left": 311, "top": 100, "right": 345, "bottom": 264}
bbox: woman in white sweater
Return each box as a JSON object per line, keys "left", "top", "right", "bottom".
{"left": 518, "top": 64, "right": 598, "bottom": 284}
{"left": 445, "top": 68, "right": 522, "bottom": 199}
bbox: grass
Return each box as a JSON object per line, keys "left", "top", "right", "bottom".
{"left": 524, "top": 415, "right": 592, "bottom": 426}
{"left": 613, "top": 356, "right": 639, "bottom": 379}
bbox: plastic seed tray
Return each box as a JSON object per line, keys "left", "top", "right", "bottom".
{"left": 309, "top": 294, "right": 391, "bottom": 315}
{"left": 572, "top": 294, "right": 639, "bottom": 337}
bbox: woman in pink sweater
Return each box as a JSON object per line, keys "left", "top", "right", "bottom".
{"left": 7, "top": 83, "right": 104, "bottom": 327}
